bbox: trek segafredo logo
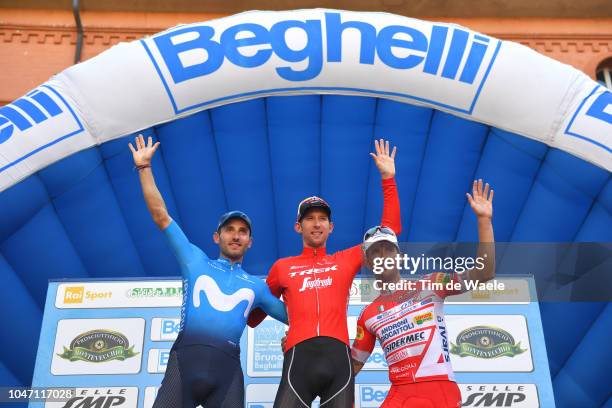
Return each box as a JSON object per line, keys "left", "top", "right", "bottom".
{"left": 0, "top": 85, "right": 84, "bottom": 172}
{"left": 143, "top": 11, "right": 500, "bottom": 114}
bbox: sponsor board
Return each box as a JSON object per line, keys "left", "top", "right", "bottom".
{"left": 51, "top": 318, "right": 144, "bottom": 375}
{"left": 460, "top": 384, "right": 539, "bottom": 407}
{"left": 356, "top": 384, "right": 390, "bottom": 408}
{"left": 150, "top": 318, "right": 180, "bottom": 341}
{"left": 446, "top": 278, "right": 531, "bottom": 304}
{"left": 247, "top": 317, "right": 287, "bottom": 377}
{"left": 446, "top": 315, "right": 533, "bottom": 372}
{"left": 246, "top": 384, "right": 320, "bottom": 408}
{"left": 44, "top": 387, "right": 138, "bottom": 408}
{"left": 143, "top": 387, "right": 158, "bottom": 408}
{"left": 147, "top": 349, "right": 171, "bottom": 374}
{"left": 56, "top": 281, "right": 183, "bottom": 309}
{"left": 350, "top": 278, "right": 376, "bottom": 305}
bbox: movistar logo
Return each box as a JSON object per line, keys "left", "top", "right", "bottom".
{"left": 151, "top": 12, "right": 491, "bottom": 84}
{"left": 193, "top": 275, "right": 255, "bottom": 317}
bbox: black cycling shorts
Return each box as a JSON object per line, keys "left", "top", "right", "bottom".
{"left": 274, "top": 336, "right": 354, "bottom": 408}
{"left": 152, "top": 344, "right": 244, "bottom": 408}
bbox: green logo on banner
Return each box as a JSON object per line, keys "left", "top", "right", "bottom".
{"left": 450, "top": 326, "right": 526, "bottom": 358}
{"left": 58, "top": 330, "right": 139, "bottom": 362}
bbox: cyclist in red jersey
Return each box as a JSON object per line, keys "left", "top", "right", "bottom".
{"left": 351, "top": 179, "right": 495, "bottom": 408}
{"left": 248, "top": 139, "right": 402, "bottom": 408}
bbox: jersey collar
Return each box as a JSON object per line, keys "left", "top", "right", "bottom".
{"left": 301, "top": 246, "right": 327, "bottom": 257}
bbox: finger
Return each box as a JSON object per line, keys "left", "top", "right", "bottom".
{"left": 472, "top": 180, "right": 478, "bottom": 197}
{"left": 385, "top": 140, "right": 389, "bottom": 156}
{"left": 152, "top": 141, "right": 161, "bottom": 153}
{"left": 483, "top": 182, "right": 490, "bottom": 199}
{"left": 466, "top": 193, "right": 474, "bottom": 205}
{"left": 134, "top": 136, "right": 141, "bottom": 150}
{"left": 369, "top": 152, "right": 379, "bottom": 162}
{"left": 391, "top": 146, "right": 397, "bottom": 160}
{"left": 478, "top": 179, "right": 483, "bottom": 197}
{"left": 147, "top": 136, "right": 153, "bottom": 148}
{"left": 373, "top": 139, "right": 381, "bottom": 156}
{"left": 488, "top": 189, "right": 494, "bottom": 202}
{"left": 137, "top": 135, "right": 144, "bottom": 150}
{"left": 128, "top": 143, "right": 136, "bottom": 154}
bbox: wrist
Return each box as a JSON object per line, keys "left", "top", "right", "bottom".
{"left": 381, "top": 173, "right": 395, "bottom": 180}
{"left": 134, "top": 163, "right": 151, "bottom": 172}
{"left": 477, "top": 215, "right": 492, "bottom": 224}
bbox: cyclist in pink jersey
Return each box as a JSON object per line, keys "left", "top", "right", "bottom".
{"left": 352, "top": 179, "right": 495, "bottom": 408}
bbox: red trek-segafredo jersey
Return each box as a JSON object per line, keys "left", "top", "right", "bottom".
{"left": 248, "top": 178, "right": 401, "bottom": 351}
{"left": 352, "top": 272, "right": 466, "bottom": 385}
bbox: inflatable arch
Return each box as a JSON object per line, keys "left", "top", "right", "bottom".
{"left": 0, "top": 9, "right": 610, "bottom": 407}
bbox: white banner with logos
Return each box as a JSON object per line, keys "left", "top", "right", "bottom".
{"left": 1, "top": 9, "right": 610, "bottom": 193}
{"left": 31, "top": 276, "right": 555, "bottom": 407}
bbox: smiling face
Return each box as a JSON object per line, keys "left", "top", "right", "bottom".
{"left": 295, "top": 208, "right": 334, "bottom": 249}
{"left": 214, "top": 218, "right": 252, "bottom": 263}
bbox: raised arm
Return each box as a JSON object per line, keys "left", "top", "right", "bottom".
{"left": 371, "top": 139, "right": 401, "bottom": 234}
{"left": 129, "top": 135, "right": 201, "bottom": 266}
{"left": 129, "top": 134, "right": 171, "bottom": 230}
{"left": 463, "top": 179, "right": 495, "bottom": 284}
{"left": 338, "top": 139, "right": 401, "bottom": 272}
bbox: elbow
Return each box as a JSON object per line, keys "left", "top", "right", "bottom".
{"left": 152, "top": 211, "right": 171, "bottom": 230}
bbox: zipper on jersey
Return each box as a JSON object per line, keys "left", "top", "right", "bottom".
{"left": 313, "top": 248, "right": 320, "bottom": 336}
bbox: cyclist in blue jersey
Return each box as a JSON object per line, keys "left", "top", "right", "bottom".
{"left": 129, "top": 134, "right": 288, "bottom": 408}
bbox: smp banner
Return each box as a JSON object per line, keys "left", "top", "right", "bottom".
{"left": 0, "top": 9, "right": 610, "bottom": 192}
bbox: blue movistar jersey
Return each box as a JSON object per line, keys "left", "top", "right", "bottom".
{"left": 164, "top": 220, "right": 287, "bottom": 354}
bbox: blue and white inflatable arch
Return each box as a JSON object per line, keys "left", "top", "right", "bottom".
{"left": 0, "top": 9, "right": 610, "bottom": 408}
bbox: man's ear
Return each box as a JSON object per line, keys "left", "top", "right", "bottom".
{"left": 329, "top": 222, "right": 334, "bottom": 234}
{"left": 294, "top": 222, "right": 302, "bottom": 234}
{"left": 247, "top": 236, "right": 253, "bottom": 249}
{"left": 213, "top": 231, "right": 220, "bottom": 244}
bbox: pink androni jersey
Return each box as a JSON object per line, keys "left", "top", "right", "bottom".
{"left": 351, "top": 272, "right": 466, "bottom": 385}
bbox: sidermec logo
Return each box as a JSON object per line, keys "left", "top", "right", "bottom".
{"left": 565, "top": 86, "right": 612, "bottom": 154}
{"left": 0, "top": 85, "right": 84, "bottom": 173}
{"left": 142, "top": 11, "right": 500, "bottom": 114}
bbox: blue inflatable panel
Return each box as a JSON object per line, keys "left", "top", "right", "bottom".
{"left": 541, "top": 302, "right": 606, "bottom": 377}
{"left": 410, "top": 111, "right": 488, "bottom": 241}
{"left": 364, "top": 100, "right": 432, "bottom": 241}
{"left": 0, "top": 255, "right": 41, "bottom": 384}
{"left": 38, "top": 148, "right": 144, "bottom": 277}
{"left": 0, "top": 204, "right": 87, "bottom": 304}
{"left": 512, "top": 149, "right": 609, "bottom": 241}
{"left": 320, "top": 95, "right": 377, "bottom": 252}
{"left": 552, "top": 304, "right": 612, "bottom": 408}
{"left": 267, "top": 95, "right": 321, "bottom": 257}
{"left": 0, "top": 360, "right": 21, "bottom": 386}
{"left": 575, "top": 178, "right": 612, "bottom": 241}
{"left": 0, "top": 176, "right": 48, "bottom": 243}
{"left": 210, "top": 99, "right": 278, "bottom": 273}
{"left": 455, "top": 129, "right": 548, "bottom": 241}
